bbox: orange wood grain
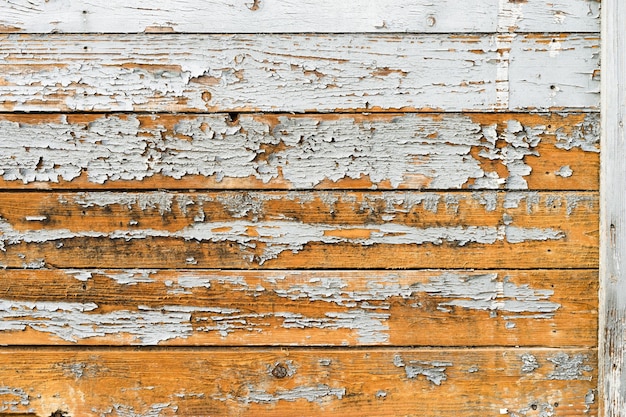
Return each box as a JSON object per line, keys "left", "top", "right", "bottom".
{"left": 0, "top": 269, "right": 597, "bottom": 347}
{"left": 0, "top": 348, "right": 597, "bottom": 417}
{"left": 0, "top": 191, "right": 598, "bottom": 269}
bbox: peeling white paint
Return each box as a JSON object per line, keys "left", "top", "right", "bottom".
{"left": 555, "top": 165, "right": 573, "bottom": 178}
{"left": 521, "top": 353, "right": 540, "bottom": 373}
{"left": 276, "top": 310, "right": 390, "bottom": 343}
{"left": 412, "top": 273, "right": 561, "bottom": 318}
{"left": 394, "top": 355, "right": 452, "bottom": 385}
{"left": 222, "top": 384, "right": 346, "bottom": 404}
{"left": 0, "top": 299, "right": 227, "bottom": 344}
{"left": 547, "top": 353, "right": 593, "bottom": 380}
{"left": 0, "top": 34, "right": 598, "bottom": 113}
{"left": 0, "top": 114, "right": 598, "bottom": 189}
{"left": 102, "top": 402, "right": 178, "bottom": 417}
{"left": 0, "top": 386, "right": 30, "bottom": 412}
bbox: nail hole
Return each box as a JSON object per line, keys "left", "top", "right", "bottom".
{"left": 82, "top": 10, "right": 87, "bottom": 14}
{"left": 531, "top": 404, "right": 537, "bottom": 410}
{"left": 553, "top": 402, "right": 559, "bottom": 408}
{"left": 550, "top": 85, "right": 556, "bottom": 90}
{"left": 227, "top": 112, "right": 240, "bottom": 124}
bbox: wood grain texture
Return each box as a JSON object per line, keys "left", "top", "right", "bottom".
{"left": 0, "top": 34, "right": 600, "bottom": 113}
{"left": 0, "top": 348, "right": 597, "bottom": 417}
{"left": 600, "top": 0, "right": 626, "bottom": 415}
{"left": 0, "top": 191, "right": 598, "bottom": 269}
{"left": 0, "top": 269, "right": 597, "bottom": 347}
{"left": 0, "top": 113, "right": 599, "bottom": 190}
{"left": 0, "top": 0, "right": 600, "bottom": 34}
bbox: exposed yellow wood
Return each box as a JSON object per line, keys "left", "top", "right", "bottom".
{"left": 0, "top": 269, "right": 597, "bottom": 347}
{"left": 0, "top": 348, "right": 597, "bottom": 417}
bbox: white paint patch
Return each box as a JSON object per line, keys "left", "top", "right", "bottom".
{"left": 549, "top": 39, "right": 563, "bottom": 58}
{"left": 555, "top": 165, "right": 573, "bottom": 178}
{"left": 0, "top": 299, "right": 214, "bottom": 344}
{"left": 0, "top": 217, "right": 566, "bottom": 264}
{"left": 394, "top": 355, "right": 452, "bottom": 386}
{"left": 276, "top": 310, "right": 390, "bottom": 344}
{"left": 221, "top": 384, "right": 346, "bottom": 404}
{"left": 497, "top": 0, "right": 523, "bottom": 31}
{"left": 0, "top": 114, "right": 599, "bottom": 189}
{"left": 0, "top": 386, "right": 30, "bottom": 412}
{"left": 547, "top": 353, "right": 594, "bottom": 380}
{"left": 413, "top": 273, "right": 561, "bottom": 318}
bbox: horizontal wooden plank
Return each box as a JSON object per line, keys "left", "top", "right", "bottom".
{"left": 0, "top": 191, "right": 598, "bottom": 269}
{"left": 0, "top": 34, "right": 599, "bottom": 112}
{"left": 0, "top": 348, "right": 597, "bottom": 417}
{"left": 0, "top": 0, "right": 600, "bottom": 34}
{"left": 0, "top": 113, "right": 599, "bottom": 190}
{"left": 0, "top": 269, "right": 597, "bottom": 347}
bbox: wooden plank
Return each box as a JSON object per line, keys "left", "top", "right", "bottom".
{"left": 0, "top": 269, "right": 597, "bottom": 347}
{"left": 0, "top": 0, "right": 600, "bottom": 34}
{"left": 0, "top": 191, "right": 598, "bottom": 269}
{"left": 0, "top": 348, "right": 597, "bottom": 417}
{"left": 0, "top": 34, "right": 600, "bottom": 113}
{"left": 0, "top": 113, "right": 599, "bottom": 191}
{"left": 600, "top": 0, "right": 626, "bottom": 415}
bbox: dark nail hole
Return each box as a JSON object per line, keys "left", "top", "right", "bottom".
{"left": 227, "top": 112, "right": 240, "bottom": 124}
{"left": 550, "top": 85, "right": 556, "bottom": 90}
{"left": 82, "top": 10, "right": 87, "bottom": 14}
{"left": 271, "top": 364, "right": 288, "bottom": 379}
{"left": 531, "top": 404, "right": 537, "bottom": 410}
{"left": 83, "top": 46, "right": 88, "bottom": 50}
{"left": 82, "top": 284, "right": 87, "bottom": 290}
{"left": 553, "top": 402, "right": 559, "bottom": 408}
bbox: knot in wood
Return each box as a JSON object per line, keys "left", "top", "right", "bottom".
{"left": 271, "top": 363, "right": 288, "bottom": 379}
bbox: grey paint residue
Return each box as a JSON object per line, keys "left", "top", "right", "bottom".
{"left": 555, "top": 165, "right": 573, "bottom": 178}
{"left": 0, "top": 386, "right": 30, "bottom": 412}
{"left": 276, "top": 310, "right": 390, "bottom": 344}
{"left": 104, "top": 402, "right": 178, "bottom": 417}
{"left": 413, "top": 273, "right": 560, "bottom": 318}
{"left": 547, "top": 353, "right": 593, "bottom": 380}
{"left": 0, "top": 299, "right": 240, "bottom": 344}
{"left": 235, "top": 384, "right": 346, "bottom": 404}
{"left": 520, "top": 353, "right": 540, "bottom": 373}
{"left": 394, "top": 355, "right": 452, "bottom": 386}
{"left": 0, "top": 217, "right": 566, "bottom": 264}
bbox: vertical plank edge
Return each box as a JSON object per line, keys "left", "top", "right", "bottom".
{"left": 600, "top": 0, "right": 626, "bottom": 415}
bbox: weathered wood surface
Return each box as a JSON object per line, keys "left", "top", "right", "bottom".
{"left": 0, "top": 191, "right": 598, "bottom": 269}
{"left": 0, "top": 269, "right": 597, "bottom": 347}
{"left": 0, "top": 34, "right": 600, "bottom": 113}
{"left": 0, "top": 348, "right": 598, "bottom": 417}
{"left": 0, "top": 0, "right": 600, "bottom": 34}
{"left": 0, "top": 113, "right": 599, "bottom": 190}
{"left": 600, "top": 0, "right": 626, "bottom": 415}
